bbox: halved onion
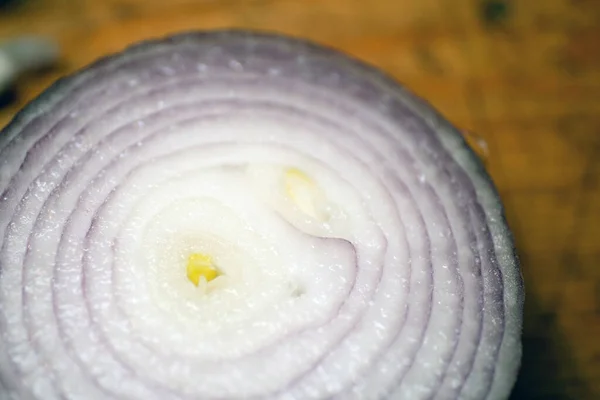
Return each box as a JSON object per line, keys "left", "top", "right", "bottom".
{"left": 0, "top": 30, "right": 523, "bottom": 399}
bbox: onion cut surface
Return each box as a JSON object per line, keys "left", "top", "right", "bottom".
{"left": 0, "top": 30, "right": 523, "bottom": 400}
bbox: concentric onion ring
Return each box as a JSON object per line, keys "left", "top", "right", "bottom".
{"left": 0, "top": 30, "right": 523, "bottom": 400}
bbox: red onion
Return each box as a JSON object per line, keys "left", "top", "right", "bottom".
{"left": 0, "top": 30, "right": 523, "bottom": 399}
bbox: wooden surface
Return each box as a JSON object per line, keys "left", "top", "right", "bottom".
{"left": 1, "top": 0, "right": 599, "bottom": 398}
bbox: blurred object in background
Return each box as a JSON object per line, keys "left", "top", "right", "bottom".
{"left": 0, "top": 36, "right": 60, "bottom": 97}
{"left": 481, "top": 0, "right": 511, "bottom": 28}
{"left": 0, "top": 0, "right": 20, "bottom": 10}
{"left": 0, "top": 0, "right": 61, "bottom": 108}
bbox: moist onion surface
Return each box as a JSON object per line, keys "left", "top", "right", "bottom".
{"left": 0, "top": 30, "right": 523, "bottom": 400}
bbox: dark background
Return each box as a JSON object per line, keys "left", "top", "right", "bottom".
{"left": 1, "top": 0, "right": 599, "bottom": 398}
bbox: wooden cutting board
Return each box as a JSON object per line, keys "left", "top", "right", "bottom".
{"left": 1, "top": 0, "right": 599, "bottom": 398}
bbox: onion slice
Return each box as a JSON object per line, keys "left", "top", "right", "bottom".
{"left": 0, "top": 30, "right": 524, "bottom": 400}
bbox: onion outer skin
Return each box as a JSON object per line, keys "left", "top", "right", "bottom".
{"left": 0, "top": 29, "right": 523, "bottom": 400}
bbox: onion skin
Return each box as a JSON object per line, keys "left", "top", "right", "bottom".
{"left": 0, "top": 30, "right": 524, "bottom": 400}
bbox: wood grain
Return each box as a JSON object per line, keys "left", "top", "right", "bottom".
{"left": 1, "top": 0, "right": 599, "bottom": 398}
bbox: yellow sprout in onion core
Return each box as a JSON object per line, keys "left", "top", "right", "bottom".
{"left": 284, "top": 167, "right": 320, "bottom": 218}
{"left": 186, "top": 253, "right": 220, "bottom": 286}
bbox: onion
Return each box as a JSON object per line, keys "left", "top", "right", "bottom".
{"left": 0, "top": 30, "right": 524, "bottom": 400}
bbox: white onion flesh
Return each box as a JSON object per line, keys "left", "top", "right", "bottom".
{"left": 0, "top": 30, "right": 523, "bottom": 400}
